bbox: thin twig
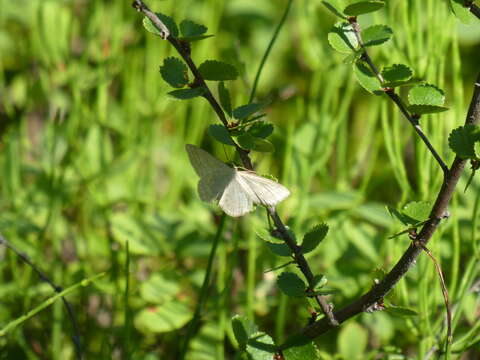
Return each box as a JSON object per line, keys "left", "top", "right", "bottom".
{"left": 131, "top": 0, "right": 338, "bottom": 325}
{"left": 280, "top": 72, "right": 480, "bottom": 346}
{"left": 466, "top": 1, "right": 480, "bottom": 19}
{"left": 417, "top": 243, "right": 452, "bottom": 350}
{"left": 0, "top": 234, "right": 82, "bottom": 360}
{"left": 350, "top": 19, "right": 449, "bottom": 175}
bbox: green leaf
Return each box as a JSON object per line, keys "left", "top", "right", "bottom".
{"left": 178, "top": 34, "right": 214, "bottom": 42}
{"left": 338, "top": 323, "right": 368, "bottom": 360}
{"left": 475, "top": 142, "right": 480, "bottom": 158}
{"left": 283, "top": 341, "right": 320, "bottom": 360}
{"left": 160, "top": 57, "right": 188, "bottom": 88}
{"left": 322, "top": 0, "right": 347, "bottom": 19}
{"left": 448, "top": 125, "right": 480, "bottom": 159}
{"left": 218, "top": 82, "right": 232, "bottom": 117}
{"left": 142, "top": 12, "right": 179, "bottom": 37}
{"left": 384, "top": 305, "right": 418, "bottom": 317}
{"left": 232, "top": 315, "right": 258, "bottom": 348}
{"left": 277, "top": 272, "right": 306, "bottom": 297}
{"left": 301, "top": 224, "right": 329, "bottom": 254}
{"left": 354, "top": 61, "right": 382, "bottom": 94}
{"left": 179, "top": 19, "right": 207, "bottom": 37}
{"left": 407, "top": 104, "right": 449, "bottom": 114}
{"left": 381, "top": 64, "right": 413, "bottom": 87}
{"left": 402, "top": 201, "right": 431, "bottom": 224}
{"left": 167, "top": 87, "right": 205, "bottom": 100}
{"left": 327, "top": 22, "right": 358, "bottom": 54}
{"left": 311, "top": 274, "right": 327, "bottom": 290}
{"left": 198, "top": 60, "right": 238, "bottom": 81}
{"left": 449, "top": 0, "right": 475, "bottom": 24}
{"left": 408, "top": 84, "right": 449, "bottom": 114}
{"left": 342, "top": 49, "right": 363, "bottom": 64}
{"left": 408, "top": 84, "right": 445, "bottom": 106}
{"left": 233, "top": 103, "right": 262, "bottom": 120}
{"left": 246, "top": 332, "right": 276, "bottom": 360}
{"left": 140, "top": 274, "right": 179, "bottom": 304}
{"left": 207, "top": 124, "right": 235, "bottom": 146}
{"left": 362, "top": 25, "right": 393, "bottom": 47}
{"left": 237, "top": 133, "right": 256, "bottom": 150}
{"left": 134, "top": 301, "right": 192, "bottom": 333}
{"left": 264, "top": 242, "right": 292, "bottom": 257}
{"left": 344, "top": 1, "right": 385, "bottom": 16}
{"left": 247, "top": 121, "right": 274, "bottom": 139}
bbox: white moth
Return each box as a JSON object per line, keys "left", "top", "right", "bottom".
{"left": 185, "top": 144, "right": 290, "bottom": 217}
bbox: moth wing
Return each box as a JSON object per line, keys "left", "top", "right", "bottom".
{"left": 218, "top": 175, "right": 254, "bottom": 217}
{"left": 185, "top": 144, "right": 232, "bottom": 179}
{"left": 237, "top": 171, "right": 290, "bottom": 207}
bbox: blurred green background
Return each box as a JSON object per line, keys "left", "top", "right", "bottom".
{"left": 1, "top": 0, "right": 480, "bottom": 359}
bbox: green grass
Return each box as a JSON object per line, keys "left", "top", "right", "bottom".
{"left": 1, "top": 0, "right": 480, "bottom": 358}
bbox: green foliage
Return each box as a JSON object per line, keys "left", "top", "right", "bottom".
{"left": 207, "top": 124, "right": 235, "bottom": 145}
{"left": 448, "top": 125, "right": 480, "bottom": 159}
{"left": 338, "top": 323, "right": 368, "bottom": 359}
{"left": 218, "top": 81, "right": 232, "bottom": 116}
{"left": 301, "top": 223, "right": 329, "bottom": 254}
{"left": 343, "top": 1, "right": 385, "bottom": 16}
{"left": 388, "top": 201, "right": 431, "bottom": 226}
{"left": 180, "top": 19, "right": 207, "bottom": 37}
{"left": 143, "top": 12, "right": 179, "bottom": 37}
{"left": 160, "top": 57, "right": 189, "bottom": 88}
{"left": 407, "top": 84, "right": 449, "bottom": 114}
{"left": 168, "top": 87, "right": 206, "bottom": 99}
{"left": 246, "top": 121, "right": 274, "bottom": 139}
{"left": 354, "top": 61, "right": 382, "bottom": 94}
{"left": 134, "top": 301, "right": 192, "bottom": 333}
{"left": 233, "top": 103, "right": 263, "bottom": 120}
{"left": 449, "top": 0, "right": 476, "bottom": 24}
{"left": 232, "top": 315, "right": 258, "bottom": 348}
{"left": 198, "top": 60, "right": 239, "bottom": 81}
{"left": 328, "top": 22, "right": 359, "bottom": 53}
{"left": 381, "top": 64, "right": 413, "bottom": 87}
{"left": 245, "top": 332, "right": 276, "bottom": 360}
{"left": 283, "top": 341, "right": 320, "bottom": 360}
{"left": 384, "top": 305, "right": 419, "bottom": 317}
{"left": 277, "top": 272, "right": 307, "bottom": 297}
{"left": 322, "top": 0, "right": 348, "bottom": 19}
{"left": 362, "top": 24, "right": 393, "bottom": 46}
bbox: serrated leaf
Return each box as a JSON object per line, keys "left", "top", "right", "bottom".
{"left": 449, "top": 0, "right": 475, "bottom": 24}
{"left": 381, "top": 64, "right": 413, "bottom": 87}
{"left": 142, "top": 12, "right": 178, "bottom": 38}
{"left": 402, "top": 201, "right": 431, "bottom": 224}
{"left": 218, "top": 82, "right": 232, "bottom": 116}
{"left": 264, "top": 242, "right": 292, "bottom": 257}
{"left": 408, "top": 84, "right": 445, "bottom": 106}
{"left": 362, "top": 24, "right": 393, "bottom": 47}
{"left": 232, "top": 315, "right": 258, "bottom": 348}
{"left": 178, "top": 34, "right": 214, "bottom": 42}
{"left": 344, "top": 1, "right": 385, "bottom": 16}
{"left": 247, "top": 121, "right": 274, "bottom": 139}
{"left": 407, "top": 105, "right": 449, "bottom": 115}
{"left": 283, "top": 341, "right": 320, "bottom": 360}
{"left": 301, "top": 224, "right": 328, "bottom": 254}
{"left": 354, "top": 61, "right": 382, "bottom": 94}
{"left": 236, "top": 133, "right": 256, "bottom": 150}
{"left": 198, "top": 60, "right": 238, "bottom": 81}
{"left": 448, "top": 125, "right": 480, "bottom": 159}
{"left": 277, "top": 272, "right": 306, "bottom": 297}
{"left": 168, "top": 87, "right": 205, "bottom": 100}
{"left": 327, "top": 22, "right": 358, "bottom": 54}
{"left": 384, "top": 305, "right": 418, "bottom": 317}
{"left": 179, "top": 19, "right": 207, "bottom": 37}
{"left": 246, "top": 332, "right": 276, "bottom": 360}
{"left": 160, "top": 57, "right": 188, "bottom": 88}
{"left": 322, "top": 0, "right": 347, "bottom": 19}
{"left": 207, "top": 124, "right": 235, "bottom": 146}
{"left": 233, "top": 103, "right": 262, "bottom": 120}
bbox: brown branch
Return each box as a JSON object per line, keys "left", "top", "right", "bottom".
{"left": 466, "top": 1, "right": 480, "bottom": 19}
{"left": 350, "top": 19, "right": 449, "bottom": 175}
{"left": 280, "top": 72, "right": 480, "bottom": 347}
{"left": 131, "top": 0, "right": 337, "bottom": 325}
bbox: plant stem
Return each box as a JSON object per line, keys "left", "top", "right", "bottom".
{"left": 281, "top": 71, "right": 480, "bottom": 346}
{"left": 179, "top": 214, "right": 227, "bottom": 359}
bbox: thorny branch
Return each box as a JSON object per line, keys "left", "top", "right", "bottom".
{"left": 131, "top": 0, "right": 338, "bottom": 326}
